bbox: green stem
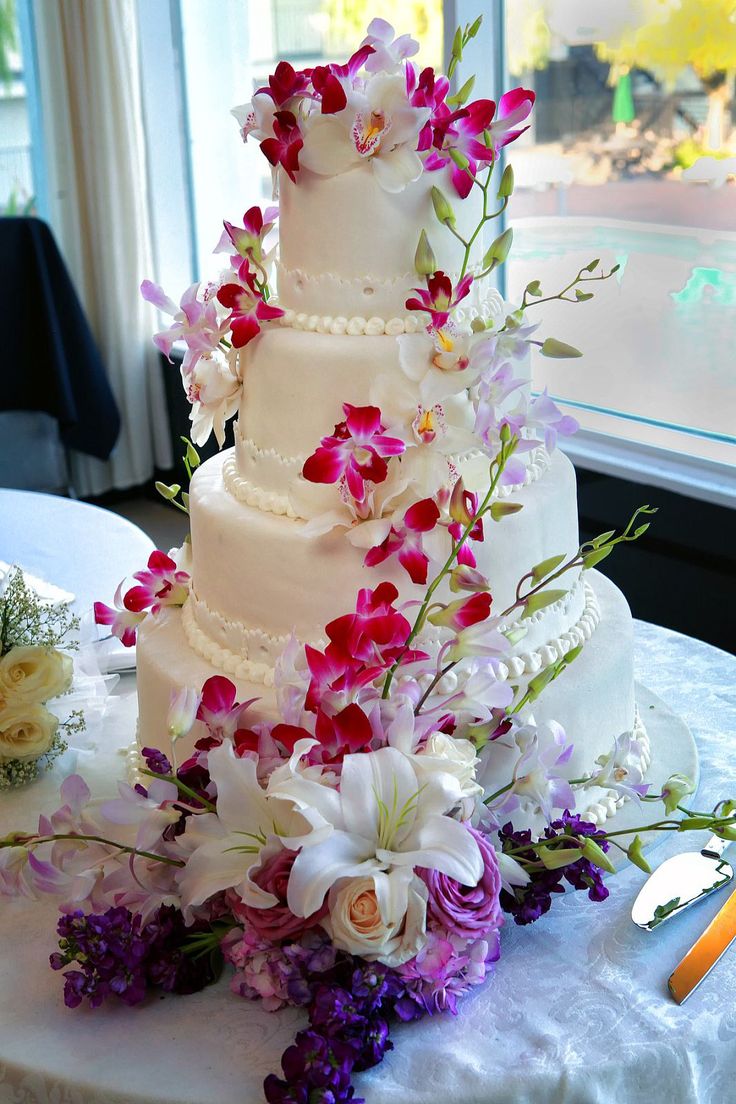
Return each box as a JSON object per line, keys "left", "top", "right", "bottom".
{"left": 141, "top": 769, "right": 216, "bottom": 813}
{"left": 382, "top": 438, "right": 517, "bottom": 698}
{"left": 10, "top": 833, "right": 185, "bottom": 868}
{"left": 459, "top": 165, "right": 492, "bottom": 280}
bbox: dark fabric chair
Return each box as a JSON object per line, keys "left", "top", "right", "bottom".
{"left": 0, "top": 217, "right": 120, "bottom": 490}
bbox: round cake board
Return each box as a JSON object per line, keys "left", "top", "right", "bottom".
{"left": 604, "top": 681, "right": 699, "bottom": 873}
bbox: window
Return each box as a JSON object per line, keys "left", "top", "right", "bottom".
{"left": 178, "top": 0, "right": 443, "bottom": 277}
{"left": 0, "top": 0, "right": 34, "bottom": 214}
{"left": 504, "top": 0, "right": 736, "bottom": 487}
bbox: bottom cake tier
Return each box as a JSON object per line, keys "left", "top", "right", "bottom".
{"left": 135, "top": 569, "right": 649, "bottom": 827}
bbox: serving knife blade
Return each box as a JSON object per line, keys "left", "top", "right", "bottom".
{"left": 668, "top": 884, "right": 736, "bottom": 1003}
{"left": 631, "top": 835, "right": 732, "bottom": 931}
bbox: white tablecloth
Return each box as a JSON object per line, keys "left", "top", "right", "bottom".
{"left": 0, "top": 616, "right": 734, "bottom": 1102}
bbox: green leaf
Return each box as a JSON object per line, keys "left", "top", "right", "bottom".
{"left": 584, "top": 258, "right": 600, "bottom": 272}
{"left": 482, "top": 227, "right": 513, "bottom": 269}
{"left": 627, "top": 835, "right": 651, "bottom": 874}
{"left": 489, "top": 500, "right": 523, "bottom": 521}
{"left": 538, "top": 845, "right": 583, "bottom": 870}
{"left": 497, "top": 164, "right": 514, "bottom": 198}
{"left": 521, "top": 589, "right": 568, "bottom": 620}
{"left": 155, "top": 481, "right": 181, "bottom": 501}
{"left": 581, "top": 838, "right": 616, "bottom": 874}
{"left": 575, "top": 289, "right": 594, "bottom": 302}
{"left": 610, "top": 263, "right": 621, "bottom": 274}
{"left": 430, "top": 185, "right": 456, "bottom": 226}
{"left": 582, "top": 546, "right": 614, "bottom": 569}
{"left": 525, "top": 279, "right": 542, "bottom": 297}
{"left": 540, "top": 337, "right": 583, "bottom": 359}
{"left": 661, "top": 772, "right": 695, "bottom": 815}
{"left": 530, "top": 553, "right": 566, "bottom": 583}
{"left": 414, "top": 229, "right": 437, "bottom": 276}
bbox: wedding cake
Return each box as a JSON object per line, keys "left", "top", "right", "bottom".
{"left": 130, "top": 22, "right": 649, "bottom": 827}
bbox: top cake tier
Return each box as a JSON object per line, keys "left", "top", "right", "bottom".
{"left": 276, "top": 164, "right": 484, "bottom": 319}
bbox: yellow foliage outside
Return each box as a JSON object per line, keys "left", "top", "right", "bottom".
{"left": 320, "top": 0, "right": 444, "bottom": 69}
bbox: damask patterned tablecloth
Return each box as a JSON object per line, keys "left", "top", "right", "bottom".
{"left": 0, "top": 622, "right": 734, "bottom": 1104}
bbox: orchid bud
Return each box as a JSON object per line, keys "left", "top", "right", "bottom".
{"left": 414, "top": 229, "right": 437, "bottom": 276}
{"left": 540, "top": 337, "right": 583, "bottom": 358}
{"left": 431, "top": 185, "right": 456, "bottom": 226}
{"left": 449, "top": 148, "right": 470, "bottom": 171}
{"left": 167, "top": 687, "right": 201, "bottom": 742}
{"left": 497, "top": 163, "right": 514, "bottom": 198}
{"left": 627, "top": 835, "right": 651, "bottom": 874}
{"left": 449, "top": 478, "right": 473, "bottom": 525}
{"left": 661, "top": 772, "right": 696, "bottom": 815}
{"left": 530, "top": 553, "right": 566, "bottom": 583}
{"left": 182, "top": 437, "right": 201, "bottom": 469}
{"left": 155, "top": 481, "right": 181, "bottom": 501}
{"left": 521, "top": 588, "right": 567, "bottom": 620}
{"left": 428, "top": 592, "right": 492, "bottom": 630}
{"left": 581, "top": 838, "right": 616, "bottom": 874}
{"left": 490, "top": 500, "right": 523, "bottom": 521}
{"left": 482, "top": 228, "right": 513, "bottom": 270}
{"left": 450, "top": 564, "right": 490, "bottom": 593}
{"left": 538, "top": 845, "right": 582, "bottom": 870}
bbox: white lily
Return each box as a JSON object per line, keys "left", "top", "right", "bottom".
{"left": 177, "top": 742, "right": 327, "bottom": 919}
{"left": 282, "top": 745, "right": 483, "bottom": 920}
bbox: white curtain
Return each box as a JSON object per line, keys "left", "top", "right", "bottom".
{"left": 32, "top": 0, "right": 172, "bottom": 496}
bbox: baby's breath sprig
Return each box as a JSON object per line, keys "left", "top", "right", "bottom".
{"left": 0, "top": 568, "right": 80, "bottom": 658}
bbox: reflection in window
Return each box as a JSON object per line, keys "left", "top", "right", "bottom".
{"left": 504, "top": 0, "right": 735, "bottom": 466}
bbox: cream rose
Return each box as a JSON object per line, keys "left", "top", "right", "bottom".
{"left": 326, "top": 872, "right": 427, "bottom": 966}
{"left": 0, "top": 701, "right": 59, "bottom": 762}
{"left": 0, "top": 646, "right": 73, "bottom": 705}
{"left": 417, "top": 733, "right": 483, "bottom": 800}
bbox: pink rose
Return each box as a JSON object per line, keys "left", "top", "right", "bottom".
{"left": 419, "top": 825, "right": 503, "bottom": 943}
{"left": 228, "top": 848, "right": 327, "bottom": 943}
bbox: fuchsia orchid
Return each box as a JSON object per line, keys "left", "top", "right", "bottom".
{"left": 426, "top": 99, "right": 497, "bottom": 198}
{"left": 406, "top": 271, "right": 474, "bottom": 330}
{"left": 364, "top": 497, "right": 441, "bottom": 585}
{"left": 193, "top": 676, "right": 258, "bottom": 746}
{"left": 311, "top": 44, "right": 375, "bottom": 114}
{"left": 215, "top": 205, "right": 278, "bottom": 267}
{"left": 94, "top": 551, "right": 191, "bottom": 648}
{"left": 256, "top": 61, "right": 312, "bottom": 108}
{"left": 488, "top": 88, "right": 536, "bottom": 151}
{"left": 217, "top": 272, "right": 284, "bottom": 348}
{"left": 361, "top": 18, "right": 419, "bottom": 74}
{"left": 140, "top": 280, "right": 228, "bottom": 370}
{"left": 260, "top": 110, "right": 304, "bottom": 182}
{"left": 302, "top": 403, "right": 406, "bottom": 504}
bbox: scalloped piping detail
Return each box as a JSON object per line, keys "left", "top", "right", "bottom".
{"left": 225, "top": 444, "right": 550, "bottom": 519}
{"left": 574, "top": 708, "right": 651, "bottom": 827}
{"left": 182, "top": 597, "right": 278, "bottom": 689}
{"left": 180, "top": 571, "right": 596, "bottom": 690}
{"left": 224, "top": 454, "right": 299, "bottom": 517}
{"left": 271, "top": 295, "right": 505, "bottom": 337}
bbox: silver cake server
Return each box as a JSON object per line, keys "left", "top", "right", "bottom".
{"left": 632, "top": 835, "right": 733, "bottom": 931}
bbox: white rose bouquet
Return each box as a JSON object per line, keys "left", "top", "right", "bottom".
{"left": 0, "top": 568, "right": 83, "bottom": 789}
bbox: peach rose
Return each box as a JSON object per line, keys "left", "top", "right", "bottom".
{"left": 0, "top": 646, "right": 73, "bottom": 705}
{"left": 0, "top": 701, "right": 59, "bottom": 762}
{"left": 326, "top": 873, "right": 427, "bottom": 966}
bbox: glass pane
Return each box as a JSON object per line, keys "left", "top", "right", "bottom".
{"left": 180, "top": 0, "right": 443, "bottom": 278}
{"left": 504, "top": 0, "right": 736, "bottom": 466}
{"left": 0, "top": 0, "right": 35, "bottom": 214}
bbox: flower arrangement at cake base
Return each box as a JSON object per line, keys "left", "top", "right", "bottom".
{"left": 0, "top": 568, "right": 83, "bottom": 790}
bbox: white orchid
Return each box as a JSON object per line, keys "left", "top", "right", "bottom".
{"left": 280, "top": 746, "right": 483, "bottom": 934}
{"left": 184, "top": 346, "right": 242, "bottom": 448}
{"left": 396, "top": 329, "right": 500, "bottom": 408}
{"left": 300, "top": 72, "right": 429, "bottom": 192}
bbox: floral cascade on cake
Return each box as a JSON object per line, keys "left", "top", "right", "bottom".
{"left": 3, "top": 17, "right": 735, "bottom": 1104}
{"left": 0, "top": 568, "right": 83, "bottom": 790}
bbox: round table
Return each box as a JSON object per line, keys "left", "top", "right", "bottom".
{"left": 0, "top": 624, "right": 734, "bottom": 1104}
{"left": 0, "top": 488, "right": 155, "bottom": 617}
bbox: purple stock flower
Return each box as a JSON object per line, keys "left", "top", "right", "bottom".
{"left": 50, "top": 906, "right": 218, "bottom": 1008}
{"left": 498, "top": 813, "right": 610, "bottom": 925}
{"left": 141, "top": 747, "right": 172, "bottom": 775}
